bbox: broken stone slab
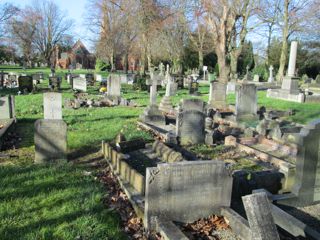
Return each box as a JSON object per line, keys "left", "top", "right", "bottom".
{"left": 242, "top": 192, "right": 280, "bottom": 240}
{"left": 152, "top": 141, "right": 184, "bottom": 163}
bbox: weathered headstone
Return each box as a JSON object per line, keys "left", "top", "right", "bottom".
{"left": 18, "top": 76, "right": 33, "bottom": 92}
{"left": 34, "top": 119, "right": 67, "bottom": 163}
{"left": 43, "top": 92, "right": 62, "bottom": 120}
{"left": 208, "top": 81, "right": 227, "bottom": 109}
{"left": 144, "top": 160, "right": 233, "bottom": 230}
{"left": 107, "top": 74, "right": 121, "bottom": 98}
{"left": 49, "top": 77, "right": 61, "bottom": 91}
{"left": 140, "top": 71, "right": 165, "bottom": 123}
{"left": 281, "top": 119, "right": 320, "bottom": 206}
{"left": 0, "top": 95, "right": 15, "bottom": 119}
{"left": 34, "top": 93, "right": 67, "bottom": 163}
{"left": 176, "top": 99, "right": 205, "bottom": 145}
{"left": 235, "top": 84, "right": 258, "bottom": 120}
{"left": 253, "top": 74, "right": 260, "bottom": 82}
{"left": 159, "top": 75, "right": 175, "bottom": 113}
{"left": 73, "top": 77, "right": 87, "bottom": 92}
{"left": 242, "top": 192, "right": 280, "bottom": 240}
{"left": 268, "top": 66, "right": 274, "bottom": 83}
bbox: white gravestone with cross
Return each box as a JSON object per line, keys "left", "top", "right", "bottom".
{"left": 268, "top": 65, "right": 274, "bottom": 83}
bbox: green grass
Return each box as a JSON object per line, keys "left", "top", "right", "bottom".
{"left": 1, "top": 67, "right": 320, "bottom": 239}
{"left": 0, "top": 164, "right": 126, "bottom": 240}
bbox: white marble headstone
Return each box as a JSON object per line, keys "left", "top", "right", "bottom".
{"left": 44, "top": 92, "right": 62, "bottom": 120}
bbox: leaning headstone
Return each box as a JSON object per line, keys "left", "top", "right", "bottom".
{"left": 235, "top": 84, "right": 258, "bottom": 120}
{"left": 73, "top": 77, "right": 87, "bottom": 92}
{"left": 242, "top": 192, "right": 280, "bottom": 240}
{"left": 34, "top": 93, "right": 66, "bottom": 163}
{"left": 280, "top": 119, "right": 320, "bottom": 206}
{"left": 18, "top": 76, "right": 33, "bottom": 92}
{"left": 0, "top": 95, "right": 15, "bottom": 119}
{"left": 144, "top": 160, "right": 233, "bottom": 230}
{"left": 43, "top": 92, "right": 62, "bottom": 120}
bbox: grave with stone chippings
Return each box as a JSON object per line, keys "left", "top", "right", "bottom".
{"left": 34, "top": 92, "right": 67, "bottom": 163}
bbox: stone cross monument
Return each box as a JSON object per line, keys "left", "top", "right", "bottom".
{"left": 268, "top": 65, "right": 274, "bottom": 83}
{"left": 140, "top": 70, "right": 165, "bottom": 123}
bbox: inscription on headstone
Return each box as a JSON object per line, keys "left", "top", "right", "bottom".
{"left": 144, "top": 161, "right": 233, "bottom": 230}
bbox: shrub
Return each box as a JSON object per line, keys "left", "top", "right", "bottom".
{"left": 95, "top": 59, "right": 109, "bottom": 72}
{"left": 252, "top": 65, "right": 268, "bottom": 81}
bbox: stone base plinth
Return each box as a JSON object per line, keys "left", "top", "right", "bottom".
{"left": 140, "top": 104, "right": 165, "bottom": 123}
{"left": 267, "top": 89, "right": 305, "bottom": 103}
{"left": 159, "top": 96, "right": 173, "bottom": 113}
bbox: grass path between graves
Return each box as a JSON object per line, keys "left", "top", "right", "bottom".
{"left": 0, "top": 67, "right": 320, "bottom": 239}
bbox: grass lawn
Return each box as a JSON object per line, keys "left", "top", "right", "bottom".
{"left": 0, "top": 67, "right": 319, "bottom": 239}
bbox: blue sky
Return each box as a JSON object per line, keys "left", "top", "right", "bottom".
{"left": 4, "top": 0, "right": 93, "bottom": 48}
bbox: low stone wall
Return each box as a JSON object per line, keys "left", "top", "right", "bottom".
{"left": 102, "top": 142, "right": 146, "bottom": 195}
{"left": 152, "top": 141, "right": 184, "bottom": 163}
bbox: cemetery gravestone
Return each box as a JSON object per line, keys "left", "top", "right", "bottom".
{"left": 253, "top": 74, "right": 260, "bottom": 82}
{"left": 281, "top": 119, "right": 320, "bottom": 206}
{"left": 140, "top": 71, "right": 165, "bottom": 123}
{"left": 18, "top": 76, "right": 33, "bottom": 92}
{"left": 86, "top": 73, "right": 95, "bottom": 86}
{"left": 107, "top": 74, "right": 121, "bottom": 98}
{"left": 49, "top": 77, "right": 61, "bottom": 91}
{"left": 0, "top": 95, "right": 15, "bottom": 119}
{"left": 34, "top": 120, "right": 67, "bottom": 163}
{"left": 176, "top": 99, "right": 205, "bottom": 145}
{"left": 144, "top": 160, "right": 233, "bottom": 230}
{"left": 268, "top": 66, "right": 274, "bottom": 83}
{"left": 208, "top": 82, "right": 227, "bottom": 109}
{"left": 235, "top": 84, "right": 258, "bottom": 120}
{"left": 43, "top": 92, "right": 62, "bottom": 120}
{"left": 73, "top": 77, "right": 87, "bottom": 92}
{"left": 242, "top": 192, "right": 280, "bottom": 240}
{"left": 35, "top": 92, "right": 67, "bottom": 163}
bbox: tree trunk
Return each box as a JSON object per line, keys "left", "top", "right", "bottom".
{"left": 278, "top": 0, "right": 289, "bottom": 82}
{"left": 230, "top": 52, "right": 238, "bottom": 76}
{"left": 124, "top": 52, "right": 129, "bottom": 73}
{"left": 198, "top": 50, "right": 204, "bottom": 71}
{"left": 266, "top": 25, "right": 273, "bottom": 66}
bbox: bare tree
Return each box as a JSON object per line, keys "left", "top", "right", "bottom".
{"left": 0, "top": 3, "right": 19, "bottom": 38}
{"left": 229, "top": 0, "right": 255, "bottom": 76}
{"left": 203, "top": 0, "right": 238, "bottom": 84}
{"left": 277, "top": 0, "right": 311, "bottom": 81}
{"left": 256, "top": 0, "right": 281, "bottom": 66}
{"left": 10, "top": 7, "right": 39, "bottom": 66}
{"left": 184, "top": 0, "right": 211, "bottom": 70}
{"left": 32, "top": 0, "right": 73, "bottom": 66}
